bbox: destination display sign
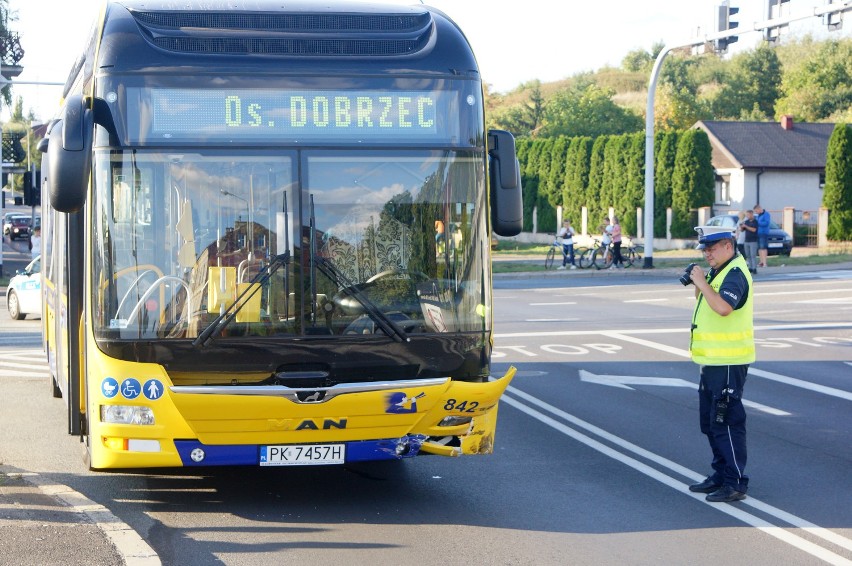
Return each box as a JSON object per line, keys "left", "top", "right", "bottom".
{"left": 129, "top": 87, "right": 462, "bottom": 143}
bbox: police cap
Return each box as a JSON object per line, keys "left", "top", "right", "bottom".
{"left": 695, "top": 225, "right": 735, "bottom": 250}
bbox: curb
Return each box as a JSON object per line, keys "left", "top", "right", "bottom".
{"left": 1, "top": 466, "right": 161, "bottom": 566}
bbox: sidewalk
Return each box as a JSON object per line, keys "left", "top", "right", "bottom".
{"left": 0, "top": 467, "right": 159, "bottom": 565}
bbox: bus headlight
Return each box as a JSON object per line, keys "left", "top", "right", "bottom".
{"left": 100, "top": 405, "right": 155, "bottom": 425}
{"left": 438, "top": 416, "right": 473, "bottom": 427}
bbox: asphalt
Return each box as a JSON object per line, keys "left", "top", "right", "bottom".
{"left": 2, "top": 237, "right": 159, "bottom": 566}
{"left": 1, "top": 240, "right": 849, "bottom": 566}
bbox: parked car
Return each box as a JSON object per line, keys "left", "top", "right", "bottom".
{"left": 3, "top": 213, "right": 31, "bottom": 240}
{"left": 6, "top": 255, "right": 41, "bottom": 320}
{"left": 706, "top": 214, "right": 793, "bottom": 256}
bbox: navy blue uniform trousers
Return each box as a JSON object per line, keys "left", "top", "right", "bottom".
{"left": 698, "top": 364, "right": 749, "bottom": 493}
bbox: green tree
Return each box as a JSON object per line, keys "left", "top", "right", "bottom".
{"left": 823, "top": 123, "right": 852, "bottom": 241}
{"left": 621, "top": 132, "right": 645, "bottom": 236}
{"left": 656, "top": 83, "right": 711, "bottom": 131}
{"left": 600, "top": 135, "right": 622, "bottom": 219}
{"left": 541, "top": 83, "right": 643, "bottom": 138}
{"left": 713, "top": 45, "right": 782, "bottom": 120}
{"left": 545, "top": 136, "right": 569, "bottom": 208}
{"left": 520, "top": 139, "right": 543, "bottom": 232}
{"left": 490, "top": 80, "right": 546, "bottom": 138}
{"left": 653, "top": 131, "right": 679, "bottom": 237}
{"left": 671, "top": 130, "right": 714, "bottom": 238}
{"left": 586, "top": 136, "right": 607, "bottom": 225}
{"left": 622, "top": 47, "right": 653, "bottom": 73}
{"left": 563, "top": 136, "right": 592, "bottom": 229}
{"left": 775, "top": 38, "right": 852, "bottom": 121}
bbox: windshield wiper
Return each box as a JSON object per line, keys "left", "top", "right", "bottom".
{"left": 314, "top": 256, "right": 409, "bottom": 343}
{"left": 192, "top": 251, "right": 290, "bottom": 348}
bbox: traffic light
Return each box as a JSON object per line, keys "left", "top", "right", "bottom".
{"left": 765, "top": 0, "right": 792, "bottom": 42}
{"left": 824, "top": 0, "right": 844, "bottom": 31}
{"left": 716, "top": 2, "right": 740, "bottom": 53}
{"left": 22, "top": 171, "right": 41, "bottom": 206}
{"left": 22, "top": 171, "right": 33, "bottom": 205}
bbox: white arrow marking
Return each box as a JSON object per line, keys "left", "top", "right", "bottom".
{"left": 578, "top": 370, "right": 791, "bottom": 416}
{"left": 579, "top": 370, "right": 693, "bottom": 390}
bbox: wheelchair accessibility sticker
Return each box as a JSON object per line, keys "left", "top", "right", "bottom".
{"left": 121, "top": 378, "right": 141, "bottom": 400}
{"left": 102, "top": 377, "right": 119, "bottom": 398}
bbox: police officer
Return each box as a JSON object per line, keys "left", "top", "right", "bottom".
{"left": 686, "top": 226, "right": 754, "bottom": 503}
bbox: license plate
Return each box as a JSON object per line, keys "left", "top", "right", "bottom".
{"left": 768, "top": 242, "right": 782, "bottom": 248}
{"left": 260, "top": 444, "right": 345, "bottom": 466}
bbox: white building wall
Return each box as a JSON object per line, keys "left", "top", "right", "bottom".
{"left": 749, "top": 170, "right": 822, "bottom": 211}
{"left": 714, "top": 168, "right": 823, "bottom": 215}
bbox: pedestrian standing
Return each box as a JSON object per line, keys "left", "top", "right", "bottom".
{"left": 29, "top": 226, "right": 41, "bottom": 259}
{"left": 736, "top": 211, "right": 746, "bottom": 257}
{"left": 609, "top": 215, "right": 624, "bottom": 269}
{"left": 556, "top": 220, "right": 577, "bottom": 270}
{"left": 754, "top": 204, "right": 771, "bottom": 268}
{"left": 686, "top": 225, "right": 754, "bottom": 503}
{"left": 742, "top": 210, "right": 758, "bottom": 275}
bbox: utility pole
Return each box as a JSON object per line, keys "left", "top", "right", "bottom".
{"left": 642, "top": 0, "right": 852, "bottom": 268}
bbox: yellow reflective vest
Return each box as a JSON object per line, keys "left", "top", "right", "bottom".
{"left": 690, "top": 254, "right": 755, "bottom": 365}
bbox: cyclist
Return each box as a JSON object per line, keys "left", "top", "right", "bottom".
{"left": 556, "top": 220, "right": 577, "bottom": 270}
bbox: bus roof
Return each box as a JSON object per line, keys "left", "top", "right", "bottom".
{"left": 84, "top": 0, "right": 480, "bottom": 81}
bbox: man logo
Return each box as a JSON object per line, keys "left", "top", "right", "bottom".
{"left": 296, "top": 390, "right": 326, "bottom": 403}
{"left": 267, "top": 418, "right": 347, "bottom": 430}
{"left": 295, "top": 418, "right": 348, "bottom": 430}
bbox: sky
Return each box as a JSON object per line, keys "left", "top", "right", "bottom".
{"left": 4, "top": 0, "right": 845, "bottom": 123}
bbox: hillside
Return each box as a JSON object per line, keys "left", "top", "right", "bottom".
{"left": 485, "top": 36, "right": 852, "bottom": 139}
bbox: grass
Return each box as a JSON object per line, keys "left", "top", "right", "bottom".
{"left": 491, "top": 242, "right": 852, "bottom": 274}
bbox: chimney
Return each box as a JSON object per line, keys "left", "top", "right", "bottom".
{"left": 781, "top": 115, "right": 794, "bottom": 130}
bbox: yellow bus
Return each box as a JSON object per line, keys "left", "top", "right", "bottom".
{"left": 40, "top": 0, "right": 522, "bottom": 470}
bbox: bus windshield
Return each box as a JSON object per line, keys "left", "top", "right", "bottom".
{"left": 91, "top": 149, "right": 491, "bottom": 342}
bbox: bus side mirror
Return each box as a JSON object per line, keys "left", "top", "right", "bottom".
{"left": 47, "top": 95, "right": 92, "bottom": 213}
{"left": 488, "top": 129, "right": 522, "bottom": 237}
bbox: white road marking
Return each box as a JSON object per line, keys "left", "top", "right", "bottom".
{"left": 578, "top": 369, "right": 791, "bottom": 416}
{"left": 603, "top": 331, "right": 852, "bottom": 402}
{"left": 796, "top": 298, "right": 852, "bottom": 305}
{"left": 755, "top": 288, "right": 852, "bottom": 297}
{"left": 501, "top": 386, "right": 852, "bottom": 563}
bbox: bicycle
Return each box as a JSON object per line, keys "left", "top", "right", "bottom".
{"left": 621, "top": 241, "right": 643, "bottom": 267}
{"left": 590, "top": 239, "right": 614, "bottom": 270}
{"left": 577, "top": 240, "right": 598, "bottom": 269}
{"left": 544, "top": 239, "right": 576, "bottom": 269}
{"left": 544, "top": 239, "right": 564, "bottom": 269}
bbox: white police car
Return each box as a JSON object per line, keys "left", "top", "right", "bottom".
{"left": 6, "top": 255, "right": 41, "bottom": 320}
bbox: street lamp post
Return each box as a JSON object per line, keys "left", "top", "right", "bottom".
{"left": 641, "top": 1, "right": 852, "bottom": 268}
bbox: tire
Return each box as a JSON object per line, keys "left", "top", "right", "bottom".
{"left": 578, "top": 248, "right": 594, "bottom": 269}
{"left": 7, "top": 290, "right": 25, "bottom": 320}
{"left": 545, "top": 247, "right": 556, "bottom": 269}
{"left": 623, "top": 248, "right": 636, "bottom": 267}
{"left": 593, "top": 248, "right": 612, "bottom": 270}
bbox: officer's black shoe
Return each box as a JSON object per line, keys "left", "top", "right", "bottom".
{"left": 688, "top": 479, "right": 721, "bottom": 493}
{"left": 705, "top": 485, "right": 746, "bottom": 502}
